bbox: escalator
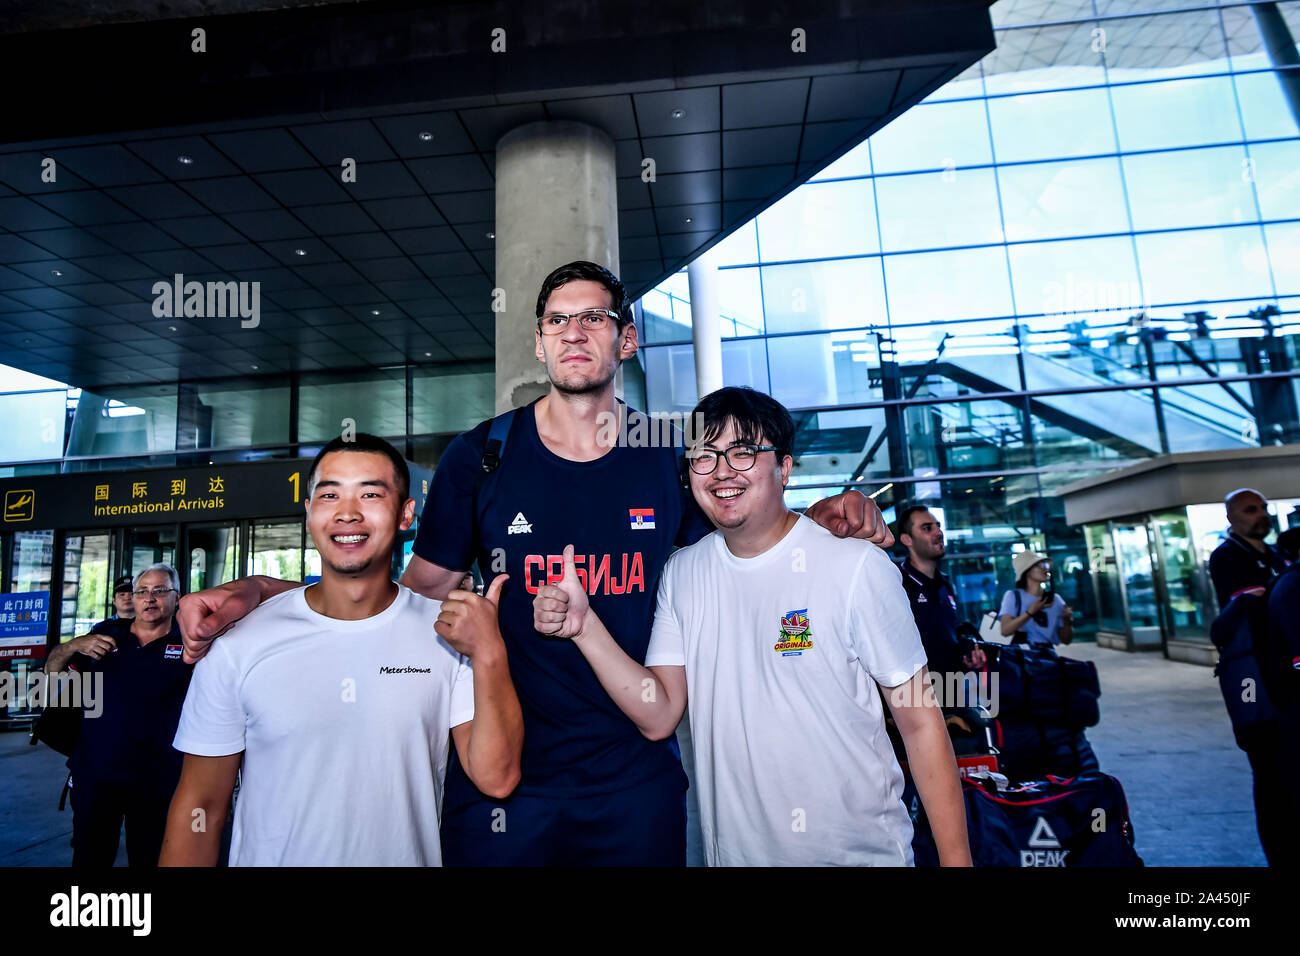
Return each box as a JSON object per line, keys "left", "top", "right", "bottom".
{"left": 929, "top": 346, "right": 1254, "bottom": 457}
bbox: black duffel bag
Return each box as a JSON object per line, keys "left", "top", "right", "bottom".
{"left": 996, "top": 645, "right": 1100, "bottom": 727}
{"left": 28, "top": 671, "right": 83, "bottom": 758}
{"left": 906, "top": 772, "right": 1142, "bottom": 867}
{"left": 996, "top": 718, "right": 1099, "bottom": 781}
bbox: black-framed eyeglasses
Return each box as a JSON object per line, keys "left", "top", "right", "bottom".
{"left": 686, "top": 444, "right": 779, "bottom": 475}
{"left": 537, "top": 309, "right": 621, "bottom": 335}
{"left": 132, "top": 587, "right": 176, "bottom": 599}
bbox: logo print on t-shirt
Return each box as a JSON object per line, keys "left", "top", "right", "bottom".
{"left": 508, "top": 512, "right": 533, "bottom": 535}
{"left": 774, "top": 609, "right": 814, "bottom": 656}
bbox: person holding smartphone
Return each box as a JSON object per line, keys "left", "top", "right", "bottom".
{"left": 998, "top": 550, "right": 1073, "bottom": 649}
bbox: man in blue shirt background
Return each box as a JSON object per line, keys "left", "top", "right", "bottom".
{"left": 45, "top": 564, "right": 189, "bottom": 867}
{"left": 897, "top": 505, "right": 986, "bottom": 678}
{"left": 1209, "top": 488, "right": 1286, "bottom": 610}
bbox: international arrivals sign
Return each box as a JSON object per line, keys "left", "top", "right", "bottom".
{"left": 0, "top": 457, "right": 432, "bottom": 531}
{"left": 0, "top": 460, "right": 310, "bottom": 531}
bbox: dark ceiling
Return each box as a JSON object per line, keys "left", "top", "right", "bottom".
{"left": 0, "top": 0, "right": 995, "bottom": 392}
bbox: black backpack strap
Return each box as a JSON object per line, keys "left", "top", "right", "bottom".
{"left": 470, "top": 409, "right": 521, "bottom": 574}
{"left": 58, "top": 771, "right": 71, "bottom": 812}
{"left": 481, "top": 408, "right": 518, "bottom": 474}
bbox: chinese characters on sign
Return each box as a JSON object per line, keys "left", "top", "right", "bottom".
{"left": 0, "top": 590, "right": 50, "bottom": 659}
{"left": 92, "top": 473, "right": 228, "bottom": 517}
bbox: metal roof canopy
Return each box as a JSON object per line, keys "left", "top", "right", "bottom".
{"left": 0, "top": 0, "right": 995, "bottom": 394}
{"left": 1058, "top": 446, "right": 1300, "bottom": 526}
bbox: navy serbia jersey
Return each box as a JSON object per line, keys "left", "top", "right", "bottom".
{"left": 414, "top": 400, "right": 711, "bottom": 802}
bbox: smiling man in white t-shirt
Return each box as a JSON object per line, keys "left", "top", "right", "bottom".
{"left": 534, "top": 387, "right": 970, "bottom": 866}
{"left": 159, "top": 434, "right": 523, "bottom": 866}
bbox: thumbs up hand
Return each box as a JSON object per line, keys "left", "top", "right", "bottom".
{"left": 435, "top": 573, "right": 509, "bottom": 659}
{"left": 534, "top": 544, "right": 590, "bottom": 640}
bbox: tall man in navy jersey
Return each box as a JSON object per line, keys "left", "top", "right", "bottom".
{"left": 176, "top": 260, "right": 894, "bottom": 865}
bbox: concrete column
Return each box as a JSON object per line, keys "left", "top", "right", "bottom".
{"left": 687, "top": 247, "right": 724, "bottom": 400}
{"left": 494, "top": 121, "right": 619, "bottom": 414}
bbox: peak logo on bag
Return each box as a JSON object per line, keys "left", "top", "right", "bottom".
{"left": 1021, "top": 817, "right": 1068, "bottom": 866}
{"left": 775, "top": 609, "right": 814, "bottom": 656}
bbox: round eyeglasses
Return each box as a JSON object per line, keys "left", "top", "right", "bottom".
{"left": 686, "top": 444, "right": 779, "bottom": 475}
{"left": 537, "top": 309, "right": 621, "bottom": 335}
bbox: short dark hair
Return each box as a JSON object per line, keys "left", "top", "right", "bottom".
{"left": 692, "top": 386, "right": 795, "bottom": 464}
{"left": 307, "top": 433, "right": 410, "bottom": 502}
{"left": 535, "top": 261, "right": 632, "bottom": 325}
{"left": 897, "top": 505, "right": 933, "bottom": 540}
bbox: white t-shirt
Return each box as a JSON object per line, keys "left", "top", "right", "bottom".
{"left": 173, "top": 584, "right": 474, "bottom": 866}
{"left": 998, "top": 589, "right": 1066, "bottom": 647}
{"left": 645, "top": 515, "right": 928, "bottom": 866}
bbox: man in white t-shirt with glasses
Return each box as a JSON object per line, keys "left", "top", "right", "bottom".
{"left": 533, "top": 386, "right": 970, "bottom": 866}
{"left": 159, "top": 434, "right": 523, "bottom": 866}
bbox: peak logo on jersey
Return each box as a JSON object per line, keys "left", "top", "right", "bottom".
{"left": 163, "top": 644, "right": 183, "bottom": 660}
{"left": 775, "top": 609, "right": 814, "bottom": 655}
{"left": 629, "top": 508, "right": 655, "bottom": 530}
{"left": 508, "top": 512, "right": 533, "bottom": 535}
{"left": 525, "top": 552, "right": 646, "bottom": 596}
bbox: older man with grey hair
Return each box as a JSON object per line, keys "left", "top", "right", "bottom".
{"left": 45, "top": 563, "right": 192, "bottom": 867}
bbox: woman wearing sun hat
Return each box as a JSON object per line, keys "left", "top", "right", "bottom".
{"left": 998, "top": 550, "right": 1073, "bottom": 649}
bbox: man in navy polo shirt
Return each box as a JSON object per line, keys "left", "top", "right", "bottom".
{"left": 897, "top": 506, "right": 985, "bottom": 679}
{"left": 1209, "top": 488, "right": 1286, "bottom": 610}
{"left": 177, "top": 260, "right": 893, "bottom": 866}
{"left": 44, "top": 563, "right": 190, "bottom": 867}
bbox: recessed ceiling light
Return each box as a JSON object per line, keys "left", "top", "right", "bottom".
{"left": 418, "top": 131, "right": 433, "bottom": 142}
{"left": 424, "top": 351, "right": 432, "bottom": 357}
{"left": 370, "top": 309, "right": 381, "bottom": 316}
{"left": 251, "top": 364, "right": 259, "bottom": 370}
{"left": 684, "top": 217, "right": 692, "bottom": 224}
{"left": 168, "top": 325, "right": 177, "bottom": 332}
{"left": 670, "top": 108, "right": 686, "bottom": 120}
{"left": 293, "top": 248, "right": 306, "bottom": 256}
{"left": 177, "top": 155, "right": 194, "bottom": 165}
{"left": 50, "top": 269, "right": 62, "bottom": 277}
{"left": 486, "top": 231, "right": 495, "bottom": 240}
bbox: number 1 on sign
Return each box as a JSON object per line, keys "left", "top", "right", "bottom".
{"left": 289, "top": 471, "right": 300, "bottom": 503}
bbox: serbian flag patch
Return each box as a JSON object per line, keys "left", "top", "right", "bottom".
{"left": 629, "top": 508, "right": 655, "bottom": 530}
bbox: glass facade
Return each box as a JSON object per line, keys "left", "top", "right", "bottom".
{"left": 638, "top": 0, "right": 1300, "bottom": 636}
{"left": 0, "top": 361, "right": 495, "bottom": 477}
